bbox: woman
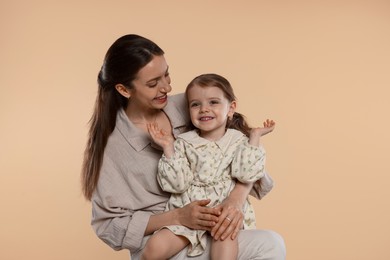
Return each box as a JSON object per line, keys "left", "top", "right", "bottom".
{"left": 81, "top": 34, "right": 286, "bottom": 259}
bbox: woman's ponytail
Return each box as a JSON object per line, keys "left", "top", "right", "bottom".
{"left": 81, "top": 34, "right": 164, "bottom": 200}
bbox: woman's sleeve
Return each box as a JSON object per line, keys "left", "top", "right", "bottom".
{"left": 157, "top": 139, "right": 194, "bottom": 193}
{"left": 249, "top": 170, "right": 274, "bottom": 199}
{"left": 91, "top": 197, "right": 152, "bottom": 252}
{"left": 90, "top": 156, "right": 152, "bottom": 253}
{"left": 231, "top": 139, "right": 266, "bottom": 183}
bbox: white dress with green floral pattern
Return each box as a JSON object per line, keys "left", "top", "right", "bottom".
{"left": 157, "top": 128, "right": 266, "bottom": 256}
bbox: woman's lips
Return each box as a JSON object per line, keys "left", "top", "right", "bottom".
{"left": 154, "top": 95, "right": 167, "bottom": 103}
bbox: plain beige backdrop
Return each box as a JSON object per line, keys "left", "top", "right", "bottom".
{"left": 1, "top": 0, "right": 389, "bottom": 259}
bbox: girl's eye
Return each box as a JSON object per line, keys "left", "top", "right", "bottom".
{"left": 190, "top": 103, "right": 200, "bottom": 108}
{"left": 210, "top": 100, "right": 219, "bottom": 105}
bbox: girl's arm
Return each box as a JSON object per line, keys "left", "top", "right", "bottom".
{"left": 146, "top": 123, "right": 221, "bottom": 232}
{"left": 147, "top": 122, "right": 175, "bottom": 158}
{"left": 212, "top": 120, "right": 276, "bottom": 240}
{"left": 148, "top": 123, "right": 194, "bottom": 192}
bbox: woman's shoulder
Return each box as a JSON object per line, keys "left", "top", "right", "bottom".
{"left": 168, "top": 93, "right": 187, "bottom": 110}
{"left": 165, "top": 93, "right": 191, "bottom": 135}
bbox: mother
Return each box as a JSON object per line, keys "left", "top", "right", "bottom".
{"left": 81, "top": 34, "right": 286, "bottom": 259}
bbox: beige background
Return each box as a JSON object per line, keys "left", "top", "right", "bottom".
{"left": 1, "top": 0, "right": 389, "bottom": 259}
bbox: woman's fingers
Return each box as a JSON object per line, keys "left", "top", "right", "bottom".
{"left": 211, "top": 206, "right": 242, "bottom": 240}
{"left": 227, "top": 211, "right": 244, "bottom": 240}
{"left": 211, "top": 216, "right": 232, "bottom": 240}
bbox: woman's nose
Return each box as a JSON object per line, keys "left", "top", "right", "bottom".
{"left": 160, "top": 79, "right": 172, "bottom": 93}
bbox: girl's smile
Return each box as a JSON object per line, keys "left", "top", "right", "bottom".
{"left": 187, "top": 85, "right": 236, "bottom": 141}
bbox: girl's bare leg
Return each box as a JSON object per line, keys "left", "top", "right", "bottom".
{"left": 141, "top": 229, "right": 189, "bottom": 260}
{"left": 211, "top": 237, "right": 238, "bottom": 260}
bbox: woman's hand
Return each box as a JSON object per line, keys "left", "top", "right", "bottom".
{"left": 176, "top": 199, "right": 221, "bottom": 231}
{"left": 210, "top": 196, "right": 245, "bottom": 241}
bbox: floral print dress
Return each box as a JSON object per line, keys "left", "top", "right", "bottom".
{"left": 157, "top": 129, "right": 266, "bottom": 256}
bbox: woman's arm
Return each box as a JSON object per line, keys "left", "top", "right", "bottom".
{"left": 92, "top": 180, "right": 220, "bottom": 252}
{"left": 211, "top": 181, "right": 253, "bottom": 240}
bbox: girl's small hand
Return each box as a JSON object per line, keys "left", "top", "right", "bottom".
{"left": 177, "top": 199, "right": 220, "bottom": 231}
{"left": 147, "top": 122, "right": 175, "bottom": 149}
{"left": 251, "top": 119, "right": 276, "bottom": 137}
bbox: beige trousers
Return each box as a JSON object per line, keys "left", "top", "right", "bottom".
{"left": 131, "top": 229, "right": 286, "bottom": 260}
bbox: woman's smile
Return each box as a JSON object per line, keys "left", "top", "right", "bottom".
{"left": 154, "top": 94, "right": 168, "bottom": 104}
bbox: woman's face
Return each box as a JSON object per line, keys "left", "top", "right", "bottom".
{"left": 187, "top": 85, "right": 236, "bottom": 140}
{"left": 129, "top": 55, "right": 172, "bottom": 111}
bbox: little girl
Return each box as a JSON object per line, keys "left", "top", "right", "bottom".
{"left": 142, "top": 73, "right": 276, "bottom": 260}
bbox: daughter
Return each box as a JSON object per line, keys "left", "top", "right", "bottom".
{"left": 143, "top": 73, "right": 276, "bottom": 260}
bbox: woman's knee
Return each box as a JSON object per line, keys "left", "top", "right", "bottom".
{"left": 265, "top": 230, "right": 286, "bottom": 254}
{"left": 237, "top": 229, "right": 286, "bottom": 260}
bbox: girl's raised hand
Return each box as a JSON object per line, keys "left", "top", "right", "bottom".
{"left": 147, "top": 122, "right": 175, "bottom": 149}
{"left": 251, "top": 119, "right": 276, "bottom": 137}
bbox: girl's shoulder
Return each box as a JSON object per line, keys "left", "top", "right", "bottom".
{"left": 226, "top": 128, "right": 247, "bottom": 141}
{"left": 177, "top": 129, "right": 199, "bottom": 142}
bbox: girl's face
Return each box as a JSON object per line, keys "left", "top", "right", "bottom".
{"left": 187, "top": 85, "right": 236, "bottom": 140}
{"left": 128, "top": 55, "right": 172, "bottom": 111}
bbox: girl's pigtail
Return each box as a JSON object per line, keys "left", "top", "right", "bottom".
{"left": 227, "top": 112, "right": 252, "bottom": 137}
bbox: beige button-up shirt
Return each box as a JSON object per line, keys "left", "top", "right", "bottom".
{"left": 90, "top": 93, "right": 274, "bottom": 254}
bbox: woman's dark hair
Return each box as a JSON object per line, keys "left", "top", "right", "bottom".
{"left": 185, "top": 73, "right": 252, "bottom": 137}
{"left": 81, "top": 34, "right": 164, "bottom": 200}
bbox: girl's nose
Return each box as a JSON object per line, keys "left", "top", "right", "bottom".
{"left": 200, "top": 105, "right": 209, "bottom": 113}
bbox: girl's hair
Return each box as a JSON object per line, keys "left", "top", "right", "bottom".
{"left": 185, "top": 73, "right": 252, "bottom": 137}
{"left": 81, "top": 34, "right": 164, "bottom": 200}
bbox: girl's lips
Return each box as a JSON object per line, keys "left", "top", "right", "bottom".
{"left": 199, "top": 116, "right": 214, "bottom": 121}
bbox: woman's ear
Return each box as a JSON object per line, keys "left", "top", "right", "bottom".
{"left": 115, "top": 84, "right": 131, "bottom": 98}
{"left": 228, "top": 100, "right": 237, "bottom": 118}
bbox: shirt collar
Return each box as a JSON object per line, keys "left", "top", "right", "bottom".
{"left": 115, "top": 95, "right": 189, "bottom": 152}
{"left": 178, "top": 129, "right": 245, "bottom": 152}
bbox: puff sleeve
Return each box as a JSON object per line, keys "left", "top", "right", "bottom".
{"left": 231, "top": 140, "right": 266, "bottom": 183}
{"left": 157, "top": 139, "right": 194, "bottom": 194}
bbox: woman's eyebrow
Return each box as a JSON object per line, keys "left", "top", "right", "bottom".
{"left": 146, "top": 66, "right": 169, "bottom": 83}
